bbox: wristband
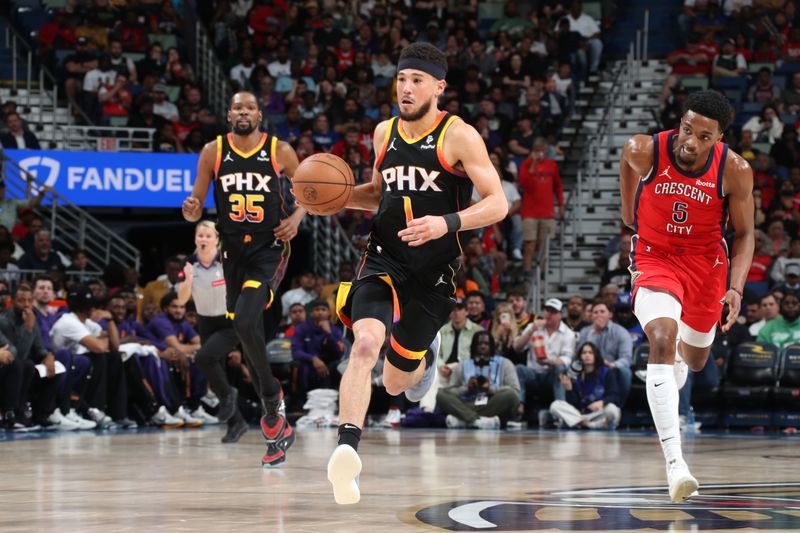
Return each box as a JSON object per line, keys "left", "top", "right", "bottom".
{"left": 730, "top": 287, "right": 743, "bottom": 297}
{"left": 443, "top": 213, "right": 461, "bottom": 232}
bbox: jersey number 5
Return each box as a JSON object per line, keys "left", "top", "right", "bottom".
{"left": 229, "top": 194, "right": 264, "bottom": 223}
{"left": 672, "top": 201, "right": 688, "bottom": 224}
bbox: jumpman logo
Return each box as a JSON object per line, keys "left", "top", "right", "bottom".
{"left": 387, "top": 138, "right": 398, "bottom": 151}
{"left": 224, "top": 151, "right": 234, "bottom": 162}
{"left": 713, "top": 255, "right": 723, "bottom": 268}
{"left": 659, "top": 166, "right": 672, "bottom": 179}
{"left": 435, "top": 274, "right": 446, "bottom": 286}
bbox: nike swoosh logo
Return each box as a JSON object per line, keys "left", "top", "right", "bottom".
{"left": 343, "top": 424, "right": 359, "bottom": 430}
{"left": 654, "top": 382, "right": 665, "bottom": 387}
{"left": 661, "top": 436, "right": 675, "bottom": 443}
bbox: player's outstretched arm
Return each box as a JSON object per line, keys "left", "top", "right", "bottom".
{"left": 182, "top": 140, "right": 217, "bottom": 222}
{"left": 721, "top": 152, "right": 755, "bottom": 332}
{"left": 276, "top": 140, "right": 307, "bottom": 241}
{"left": 345, "top": 120, "right": 389, "bottom": 211}
{"left": 619, "top": 135, "right": 653, "bottom": 228}
{"left": 398, "top": 120, "right": 508, "bottom": 247}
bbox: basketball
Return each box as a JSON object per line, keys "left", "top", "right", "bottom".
{"left": 293, "top": 153, "right": 355, "bottom": 216}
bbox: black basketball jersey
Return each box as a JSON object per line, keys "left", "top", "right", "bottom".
{"left": 213, "top": 132, "right": 286, "bottom": 239}
{"left": 371, "top": 111, "right": 472, "bottom": 271}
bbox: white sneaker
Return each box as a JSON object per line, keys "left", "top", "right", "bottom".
{"left": 675, "top": 339, "right": 689, "bottom": 390}
{"left": 87, "top": 407, "right": 115, "bottom": 429}
{"left": 666, "top": 459, "right": 699, "bottom": 503}
{"left": 151, "top": 405, "right": 184, "bottom": 428}
{"left": 66, "top": 408, "right": 97, "bottom": 430}
{"left": 175, "top": 406, "right": 204, "bottom": 427}
{"left": 679, "top": 415, "right": 702, "bottom": 433}
{"left": 382, "top": 408, "right": 402, "bottom": 428}
{"left": 191, "top": 405, "right": 220, "bottom": 425}
{"left": 200, "top": 390, "right": 220, "bottom": 409}
{"left": 405, "top": 332, "right": 440, "bottom": 402}
{"left": 327, "top": 444, "right": 362, "bottom": 505}
{"left": 474, "top": 416, "right": 501, "bottom": 429}
{"left": 511, "top": 249, "right": 523, "bottom": 261}
{"left": 446, "top": 414, "right": 467, "bottom": 429}
{"left": 48, "top": 409, "right": 80, "bottom": 431}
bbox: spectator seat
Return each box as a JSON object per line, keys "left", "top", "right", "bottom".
{"left": 681, "top": 77, "right": 709, "bottom": 91}
{"left": 748, "top": 62, "right": 775, "bottom": 74}
{"left": 777, "top": 62, "right": 800, "bottom": 75}
{"left": 774, "top": 344, "right": 800, "bottom": 409}
{"left": 715, "top": 76, "right": 748, "bottom": 95}
{"left": 774, "top": 345, "right": 800, "bottom": 427}
{"left": 722, "top": 342, "right": 778, "bottom": 427}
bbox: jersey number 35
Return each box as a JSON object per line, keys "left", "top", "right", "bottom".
{"left": 230, "top": 194, "right": 264, "bottom": 223}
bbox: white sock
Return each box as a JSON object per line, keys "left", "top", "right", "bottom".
{"left": 646, "top": 364, "right": 683, "bottom": 465}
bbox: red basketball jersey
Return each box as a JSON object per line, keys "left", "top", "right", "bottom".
{"left": 633, "top": 129, "right": 729, "bottom": 254}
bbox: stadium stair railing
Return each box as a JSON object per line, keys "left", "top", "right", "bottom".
{"left": 0, "top": 150, "right": 141, "bottom": 271}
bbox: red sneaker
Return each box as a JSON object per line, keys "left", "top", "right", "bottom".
{"left": 260, "top": 414, "right": 288, "bottom": 443}
{"left": 262, "top": 444, "right": 286, "bottom": 467}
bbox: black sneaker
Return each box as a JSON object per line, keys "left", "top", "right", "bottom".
{"left": 115, "top": 418, "right": 138, "bottom": 429}
{"left": 217, "top": 387, "right": 239, "bottom": 424}
{"left": 221, "top": 419, "right": 248, "bottom": 444}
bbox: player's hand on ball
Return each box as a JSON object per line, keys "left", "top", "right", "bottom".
{"left": 398, "top": 216, "right": 448, "bottom": 247}
{"left": 721, "top": 289, "right": 742, "bottom": 333}
{"left": 182, "top": 196, "right": 201, "bottom": 221}
{"left": 274, "top": 216, "right": 300, "bottom": 241}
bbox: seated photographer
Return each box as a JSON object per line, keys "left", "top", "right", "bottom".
{"left": 436, "top": 331, "right": 520, "bottom": 429}
{"left": 549, "top": 342, "right": 621, "bottom": 429}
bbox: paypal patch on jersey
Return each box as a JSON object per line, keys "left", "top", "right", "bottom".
{"left": 5, "top": 149, "right": 205, "bottom": 208}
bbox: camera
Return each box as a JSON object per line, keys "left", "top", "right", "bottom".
{"left": 566, "top": 359, "right": 583, "bottom": 380}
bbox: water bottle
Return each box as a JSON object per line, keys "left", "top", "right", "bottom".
{"left": 685, "top": 407, "right": 698, "bottom": 435}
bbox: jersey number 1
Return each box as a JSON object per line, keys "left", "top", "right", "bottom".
{"left": 229, "top": 194, "right": 264, "bottom": 223}
{"left": 672, "top": 201, "right": 688, "bottom": 224}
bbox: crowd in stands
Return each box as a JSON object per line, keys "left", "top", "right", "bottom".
{"left": 661, "top": 1, "right": 800, "bottom": 305}
{"left": 10, "top": 0, "right": 798, "bottom": 435}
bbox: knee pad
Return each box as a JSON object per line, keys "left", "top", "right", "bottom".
{"left": 634, "top": 287, "right": 682, "bottom": 328}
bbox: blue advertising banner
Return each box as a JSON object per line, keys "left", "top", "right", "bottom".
{"left": 4, "top": 149, "right": 209, "bottom": 208}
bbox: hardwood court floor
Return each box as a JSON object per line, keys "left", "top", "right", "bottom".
{"left": 2, "top": 426, "right": 800, "bottom": 532}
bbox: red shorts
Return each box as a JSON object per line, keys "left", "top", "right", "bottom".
{"left": 630, "top": 236, "right": 729, "bottom": 333}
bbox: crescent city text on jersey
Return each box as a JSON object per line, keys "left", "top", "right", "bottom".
{"left": 653, "top": 181, "right": 714, "bottom": 205}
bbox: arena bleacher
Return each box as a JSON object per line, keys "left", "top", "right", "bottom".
{"left": 0, "top": 0, "right": 798, "bottom": 436}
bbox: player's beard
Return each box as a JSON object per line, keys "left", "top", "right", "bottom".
{"left": 399, "top": 98, "right": 433, "bottom": 122}
{"left": 232, "top": 122, "right": 257, "bottom": 135}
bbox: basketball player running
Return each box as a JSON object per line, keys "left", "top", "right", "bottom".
{"left": 326, "top": 43, "right": 508, "bottom": 504}
{"left": 182, "top": 91, "right": 304, "bottom": 466}
{"left": 620, "top": 90, "right": 754, "bottom": 502}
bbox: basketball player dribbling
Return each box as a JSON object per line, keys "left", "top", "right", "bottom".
{"left": 182, "top": 91, "right": 305, "bottom": 466}
{"left": 326, "top": 43, "right": 508, "bottom": 504}
{"left": 620, "top": 90, "right": 754, "bottom": 502}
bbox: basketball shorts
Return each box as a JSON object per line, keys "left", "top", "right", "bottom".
{"left": 220, "top": 233, "right": 289, "bottom": 315}
{"left": 629, "top": 236, "right": 729, "bottom": 335}
{"left": 336, "top": 250, "right": 457, "bottom": 372}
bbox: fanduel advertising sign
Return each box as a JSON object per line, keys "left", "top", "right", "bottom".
{"left": 4, "top": 149, "right": 209, "bottom": 208}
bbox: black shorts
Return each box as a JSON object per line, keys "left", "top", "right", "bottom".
{"left": 336, "top": 250, "right": 457, "bottom": 372}
{"left": 220, "top": 233, "right": 290, "bottom": 315}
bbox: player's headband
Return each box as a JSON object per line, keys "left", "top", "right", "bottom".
{"left": 396, "top": 58, "right": 446, "bottom": 81}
